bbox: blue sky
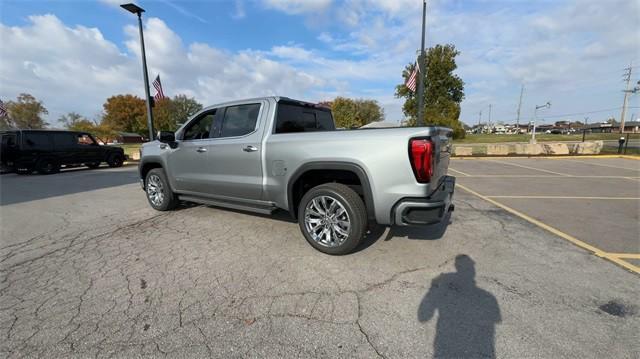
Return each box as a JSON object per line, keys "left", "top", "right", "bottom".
{"left": 1, "top": 0, "right": 638, "bottom": 127}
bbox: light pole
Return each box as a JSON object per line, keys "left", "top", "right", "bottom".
{"left": 531, "top": 102, "right": 551, "bottom": 144}
{"left": 121, "top": 3, "right": 155, "bottom": 141}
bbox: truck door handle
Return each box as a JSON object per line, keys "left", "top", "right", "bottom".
{"left": 243, "top": 145, "right": 258, "bottom": 152}
{"left": 196, "top": 147, "right": 207, "bottom": 153}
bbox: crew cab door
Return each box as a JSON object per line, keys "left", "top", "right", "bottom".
{"left": 166, "top": 108, "right": 219, "bottom": 194}
{"left": 206, "top": 102, "right": 264, "bottom": 201}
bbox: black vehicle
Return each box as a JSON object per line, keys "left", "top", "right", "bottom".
{"left": 0, "top": 130, "right": 125, "bottom": 175}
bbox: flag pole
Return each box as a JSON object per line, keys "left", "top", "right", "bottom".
{"left": 416, "top": 0, "right": 427, "bottom": 127}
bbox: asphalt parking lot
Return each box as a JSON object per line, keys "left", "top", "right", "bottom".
{"left": 450, "top": 156, "right": 640, "bottom": 272}
{"left": 1, "top": 162, "right": 639, "bottom": 358}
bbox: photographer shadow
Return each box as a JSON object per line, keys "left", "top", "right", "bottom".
{"left": 418, "top": 255, "right": 501, "bottom": 358}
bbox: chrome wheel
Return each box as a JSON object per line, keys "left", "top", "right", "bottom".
{"left": 146, "top": 174, "right": 165, "bottom": 206}
{"left": 304, "top": 195, "right": 351, "bottom": 247}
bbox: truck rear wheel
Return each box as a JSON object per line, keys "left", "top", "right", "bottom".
{"left": 297, "top": 183, "right": 367, "bottom": 255}
{"left": 36, "top": 158, "right": 60, "bottom": 175}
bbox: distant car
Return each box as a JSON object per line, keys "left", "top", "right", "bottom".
{"left": 0, "top": 130, "right": 125, "bottom": 175}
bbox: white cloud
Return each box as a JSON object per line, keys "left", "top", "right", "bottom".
{"left": 262, "top": 0, "right": 333, "bottom": 15}
{"left": 232, "top": 0, "right": 246, "bottom": 20}
{"left": 0, "top": 15, "right": 326, "bottom": 126}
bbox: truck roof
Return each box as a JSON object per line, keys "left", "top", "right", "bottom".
{"left": 200, "top": 96, "right": 329, "bottom": 112}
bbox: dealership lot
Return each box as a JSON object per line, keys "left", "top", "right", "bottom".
{"left": 450, "top": 157, "right": 640, "bottom": 272}
{"left": 1, "top": 162, "right": 638, "bottom": 358}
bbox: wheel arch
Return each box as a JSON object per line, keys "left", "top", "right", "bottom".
{"left": 287, "top": 161, "right": 375, "bottom": 221}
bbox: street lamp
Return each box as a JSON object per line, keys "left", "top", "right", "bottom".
{"left": 531, "top": 102, "right": 551, "bottom": 144}
{"left": 121, "top": 3, "right": 155, "bottom": 141}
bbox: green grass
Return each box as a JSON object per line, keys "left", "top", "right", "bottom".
{"left": 453, "top": 133, "right": 632, "bottom": 144}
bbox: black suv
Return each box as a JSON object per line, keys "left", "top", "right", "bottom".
{"left": 1, "top": 130, "right": 125, "bottom": 174}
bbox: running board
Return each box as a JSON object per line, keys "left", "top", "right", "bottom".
{"left": 178, "top": 195, "right": 276, "bottom": 215}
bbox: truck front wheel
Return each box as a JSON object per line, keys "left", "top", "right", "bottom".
{"left": 297, "top": 183, "right": 367, "bottom": 255}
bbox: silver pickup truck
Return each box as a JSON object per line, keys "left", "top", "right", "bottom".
{"left": 139, "top": 96, "right": 455, "bottom": 254}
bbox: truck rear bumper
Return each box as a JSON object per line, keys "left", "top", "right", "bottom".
{"left": 392, "top": 176, "right": 455, "bottom": 226}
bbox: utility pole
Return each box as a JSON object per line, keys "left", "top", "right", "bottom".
{"left": 516, "top": 84, "right": 524, "bottom": 127}
{"left": 416, "top": 0, "right": 427, "bottom": 126}
{"left": 477, "top": 110, "right": 482, "bottom": 132}
{"left": 488, "top": 104, "right": 492, "bottom": 126}
{"left": 620, "top": 61, "right": 632, "bottom": 134}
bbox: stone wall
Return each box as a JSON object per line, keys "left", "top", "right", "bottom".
{"left": 452, "top": 141, "right": 603, "bottom": 156}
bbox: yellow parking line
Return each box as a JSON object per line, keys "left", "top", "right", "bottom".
{"left": 606, "top": 253, "right": 640, "bottom": 259}
{"left": 455, "top": 175, "right": 638, "bottom": 179}
{"left": 487, "top": 195, "right": 640, "bottom": 200}
{"left": 456, "top": 183, "right": 640, "bottom": 274}
{"left": 564, "top": 159, "right": 640, "bottom": 171}
{"left": 486, "top": 159, "right": 572, "bottom": 176}
{"left": 448, "top": 168, "right": 471, "bottom": 176}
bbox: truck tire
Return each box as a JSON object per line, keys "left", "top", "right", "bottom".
{"left": 145, "top": 168, "right": 178, "bottom": 211}
{"left": 297, "top": 183, "right": 367, "bottom": 255}
{"left": 107, "top": 153, "right": 124, "bottom": 168}
{"left": 36, "top": 158, "right": 60, "bottom": 175}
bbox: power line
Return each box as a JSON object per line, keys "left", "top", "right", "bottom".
{"left": 539, "top": 106, "right": 640, "bottom": 120}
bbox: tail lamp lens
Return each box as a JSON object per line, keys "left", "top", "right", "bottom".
{"left": 410, "top": 139, "right": 434, "bottom": 183}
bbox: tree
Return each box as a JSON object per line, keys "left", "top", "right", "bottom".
{"left": 4, "top": 93, "right": 49, "bottom": 129}
{"left": 59, "top": 112, "right": 94, "bottom": 132}
{"left": 59, "top": 112, "right": 116, "bottom": 144}
{"left": 395, "top": 44, "right": 466, "bottom": 138}
{"left": 325, "top": 97, "right": 384, "bottom": 128}
{"left": 153, "top": 98, "right": 176, "bottom": 132}
{"left": 171, "top": 94, "right": 203, "bottom": 126}
{"left": 102, "top": 94, "right": 147, "bottom": 134}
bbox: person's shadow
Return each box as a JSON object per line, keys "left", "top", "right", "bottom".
{"left": 418, "top": 255, "right": 501, "bottom": 358}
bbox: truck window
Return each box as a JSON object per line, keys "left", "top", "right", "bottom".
{"left": 23, "top": 132, "right": 53, "bottom": 151}
{"left": 1, "top": 134, "right": 17, "bottom": 149}
{"left": 52, "top": 133, "right": 76, "bottom": 148}
{"left": 76, "top": 133, "right": 96, "bottom": 146}
{"left": 275, "top": 103, "right": 335, "bottom": 133}
{"left": 219, "top": 103, "right": 260, "bottom": 138}
{"left": 183, "top": 109, "right": 217, "bottom": 140}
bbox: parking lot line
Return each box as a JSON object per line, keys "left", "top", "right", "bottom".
{"left": 452, "top": 174, "right": 637, "bottom": 179}
{"left": 486, "top": 159, "right": 572, "bottom": 176}
{"left": 607, "top": 253, "right": 640, "bottom": 259}
{"left": 563, "top": 159, "right": 640, "bottom": 171}
{"left": 487, "top": 195, "right": 640, "bottom": 200}
{"left": 456, "top": 183, "right": 640, "bottom": 274}
{"left": 448, "top": 168, "right": 470, "bottom": 176}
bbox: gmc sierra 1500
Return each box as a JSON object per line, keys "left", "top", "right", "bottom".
{"left": 139, "top": 96, "right": 454, "bottom": 254}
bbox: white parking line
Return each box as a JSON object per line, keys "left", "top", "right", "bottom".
{"left": 486, "top": 159, "right": 572, "bottom": 176}
{"left": 564, "top": 159, "right": 640, "bottom": 171}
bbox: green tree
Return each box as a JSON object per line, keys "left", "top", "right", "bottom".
{"left": 171, "top": 94, "right": 203, "bottom": 126}
{"left": 153, "top": 97, "right": 176, "bottom": 132}
{"left": 102, "top": 94, "right": 146, "bottom": 134}
{"left": 395, "top": 44, "right": 466, "bottom": 138}
{"left": 59, "top": 112, "right": 94, "bottom": 132}
{"left": 4, "top": 93, "right": 49, "bottom": 129}
{"left": 326, "top": 97, "right": 384, "bottom": 128}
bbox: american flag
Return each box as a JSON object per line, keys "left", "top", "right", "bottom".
{"left": 0, "top": 99, "right": 7, "bottom": 117}
{"left": 405, "top": 61, "right": 420, "bottom": 92}
{"left": 152, "top": 75, "right": 166, "bottom": 101}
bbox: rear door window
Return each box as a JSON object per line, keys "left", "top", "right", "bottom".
{"left": 218, "top": 103, "right": 261, "bottom": 138}
{"left": 52, "top": 133, "right": 76, "bottom": 148}
{"left": 274, "top": 103, "right": 335, "bottom": 133}
{"left": 23, "top": 132, "right": 53, "bottom": 151}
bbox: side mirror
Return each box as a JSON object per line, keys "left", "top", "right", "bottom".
{"left": 158, "top": 131, "right": 175, "bottom": 143}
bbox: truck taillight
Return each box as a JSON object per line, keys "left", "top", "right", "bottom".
{"left": 409, "top": 139, "right": 434, "bottom": 183}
